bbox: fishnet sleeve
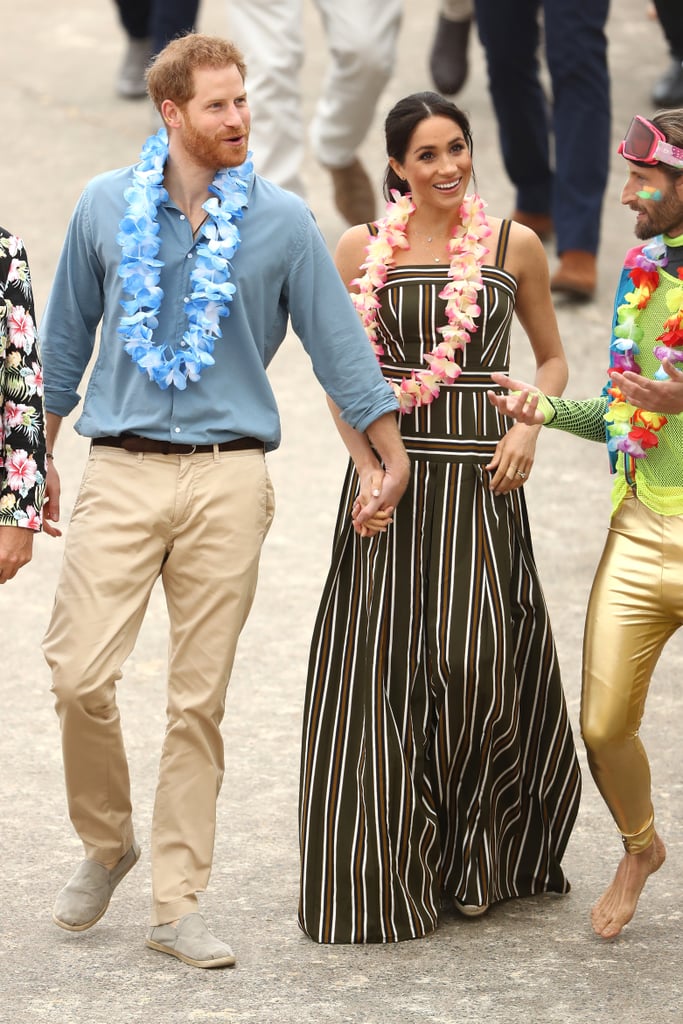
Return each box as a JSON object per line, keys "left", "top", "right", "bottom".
{"left": 537, "top": 395, "right": 608, "bottom": 444}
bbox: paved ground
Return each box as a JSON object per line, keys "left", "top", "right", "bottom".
{"left": 2, "top": 2, "right": 682, "bottom": 1022}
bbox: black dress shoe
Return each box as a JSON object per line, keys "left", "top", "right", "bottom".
{"left": 429, "top": 15, "right": 472, "bottom": 96}
{"left": 652, "top": 57, "right": 683, "bottom": 108}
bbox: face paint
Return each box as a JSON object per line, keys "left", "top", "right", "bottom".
{"left": 636, "top": 187, "right": 663, "bottom": 201}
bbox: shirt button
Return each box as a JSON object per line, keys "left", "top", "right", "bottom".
{"left": 179, "top": 214, "right": 186, "bottom": 221}
{"left": 174, "top": 427, "right": 181, "bottom": 434}
{"left": 187, "top": 253, "right": 193, "bottom": 259}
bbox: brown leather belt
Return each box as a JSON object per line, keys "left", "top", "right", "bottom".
{"left": 91, "top": 434, "right": 263, "bottom": 455}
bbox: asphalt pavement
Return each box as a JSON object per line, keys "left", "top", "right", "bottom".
{"left": 2, "top": 2, "right": 681, "bottom": 1022}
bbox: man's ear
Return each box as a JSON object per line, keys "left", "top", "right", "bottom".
{"left": 674, "top": 172, "right": 683, "bottom": 204}
{"left": 161, "top": 99, "right": 182, "bottom": 129}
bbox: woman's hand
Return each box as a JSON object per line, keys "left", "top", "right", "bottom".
{"left": 352, "top": 465, "right": 395, "bottom": 537}
{"left": 352, "top": 506, "right": 395, "bottom": 537}
{"left": 485, "top": 422, "right": 539, "bottom": 495}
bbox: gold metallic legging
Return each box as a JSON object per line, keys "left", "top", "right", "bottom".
{"left": 581, "top": 494, "right": 683, "bottom": 854}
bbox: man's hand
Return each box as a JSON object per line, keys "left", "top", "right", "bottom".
{"left": 351, "top": 466, "right": 394, "bottom": 537}
{"left": 42, "top": 458, "right": 63, "bottom": 538}
{"left": 356, "top": 411, "right": 411, "bottom": 532}
{"left": 353, "top": 452, "right": 410, "bottom": 530}
{"left": 486, "top": 373, "right": 545, "bottom": 425}
{"left": 611, "top": 360, "right": 683, "bottom": 414}
{"left": 0, "top": 526, "right": 34, "bottom": 583}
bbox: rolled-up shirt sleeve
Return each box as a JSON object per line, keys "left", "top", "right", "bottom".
{"left": 285, "top": 209, "right": 398, "bottom": 432}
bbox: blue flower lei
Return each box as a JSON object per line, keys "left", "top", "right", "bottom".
{"left": 116, "top": 127, "right": 253, "bottom": 390}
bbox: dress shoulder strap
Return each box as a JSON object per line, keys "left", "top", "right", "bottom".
{"left": 494, "top": 219, "right": 512, "bottom": 267}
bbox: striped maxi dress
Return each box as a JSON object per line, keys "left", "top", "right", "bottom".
{"left": 298, "top": 222, "right": 581, "bottom": 944}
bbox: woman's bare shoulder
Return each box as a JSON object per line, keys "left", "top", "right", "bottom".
{"left": 334, "top": 223, "right": 374, "bottom": 286}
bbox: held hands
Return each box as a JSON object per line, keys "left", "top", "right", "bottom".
{"left": 356, "top": 412, "right": 411, "bottom": 536}
{"left": 610, "top": 360, "right": 683, "bottom": 415}
{"left": 352, "top": 465, "right": 396, "bottom": 538}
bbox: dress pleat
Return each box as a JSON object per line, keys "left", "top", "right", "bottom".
{"left": 299, "top": 234, "right": 581, "bottom": 944}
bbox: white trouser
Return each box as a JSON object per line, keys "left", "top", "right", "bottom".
{"left": 228, "top": 0, "right": 403, "bottom": 194}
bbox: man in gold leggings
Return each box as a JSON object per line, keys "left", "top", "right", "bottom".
{"left": 487, "top": 108, "right": 683, "bottom": 939}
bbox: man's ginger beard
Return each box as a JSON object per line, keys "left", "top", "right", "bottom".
{"left": 177, "top": 113, "right": 249, "bottom": 171}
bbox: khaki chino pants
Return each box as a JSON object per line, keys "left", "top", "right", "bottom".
{"left": 43, "top": 444, "right": 275, "bottom": 924}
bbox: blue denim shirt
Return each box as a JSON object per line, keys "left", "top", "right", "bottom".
{"left": 41, "top": 168, "right": 397, "bottom": 450}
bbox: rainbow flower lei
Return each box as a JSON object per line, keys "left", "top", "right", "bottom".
{"left": 116, "top": 128, "right": 253, "bottom": 390}
{"left": 605, "top": 235, "right": 683, "bottom": 459}
{"left": 351, "top": 190, "right": 491, "bottom": 414}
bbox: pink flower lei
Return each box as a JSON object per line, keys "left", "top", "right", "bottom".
{"left": 351, "top": 190, "right": 491, "bottom": 414}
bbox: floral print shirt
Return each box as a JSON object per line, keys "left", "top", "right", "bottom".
{"left": 0, "top": 228, "right": 46, "bottom": 530}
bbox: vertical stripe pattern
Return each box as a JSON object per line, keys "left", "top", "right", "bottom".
{"left": 299, "top": 235, "right": 581, "bottom": 943}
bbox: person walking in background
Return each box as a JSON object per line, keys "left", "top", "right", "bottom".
{"left": 474, "top": 0, "right": 611, "bottom": 301}
{"left": 487, "top": 110, "right": 683, "bottom": 939}
{"left": 228, "top": 0, "right": 403, "bottom": 224}
{"left": 651, "top": 0, "right": 683, "bottom": 108}
{"left": 428, "top": 0, "right": 474, "bottom": 97}
{"left": 113, "top": 0, "right": 200, "bottom": 98}
{"left": 0, "top": 229, "right": 48, "bottom": 582}
{"left": 41, "top": 34, "right": 409, "bottom": 970}
{"left": 298, "top": 92, "right": 581, "bottom": 944}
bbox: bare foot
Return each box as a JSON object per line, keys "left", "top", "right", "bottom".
{"left": 591, "top": 832, "right": 666, "bottom": 939}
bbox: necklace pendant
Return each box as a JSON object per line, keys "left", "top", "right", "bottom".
{"left": 434, "top": 256, "right": 441, "bottom": 263}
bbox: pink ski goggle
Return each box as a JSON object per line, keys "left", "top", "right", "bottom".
{"left": 618, "top": 115, "right": 683, "bottom": 170}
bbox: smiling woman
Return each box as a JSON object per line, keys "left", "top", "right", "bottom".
{"left": 298, "top": 91, "right": 581, "bottom": 945}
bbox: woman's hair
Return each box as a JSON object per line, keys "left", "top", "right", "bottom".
{"left": 146, "top": 33, "right": 247, "bottom": 112}
{"left": 652, "top": 109, "right": 683, "bottom": 178}
{"left": 383, "top": 92, "right": 474, "bottom": 200}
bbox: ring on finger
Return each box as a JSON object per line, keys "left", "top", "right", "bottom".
{"left": 516, "top": 470, "right": 527, "bottom": 479}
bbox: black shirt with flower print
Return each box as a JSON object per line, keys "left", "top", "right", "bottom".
{"left": 0, "top": 228, "right": 46, "bottom": 530}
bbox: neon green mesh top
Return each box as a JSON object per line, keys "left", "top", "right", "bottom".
{"left": 537, "top": 264, "right": 683, "bottom": 517}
